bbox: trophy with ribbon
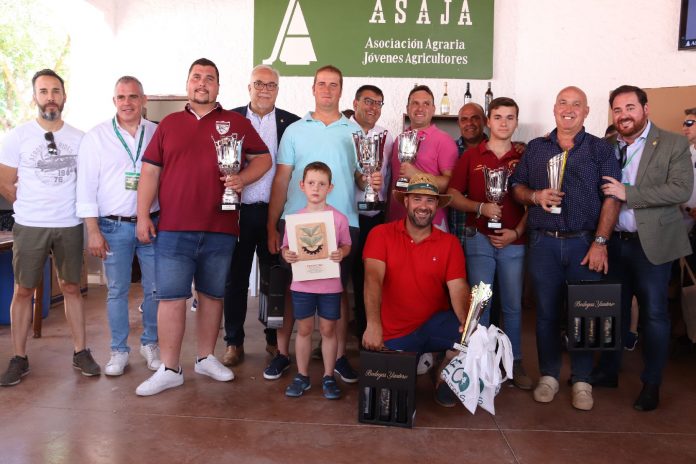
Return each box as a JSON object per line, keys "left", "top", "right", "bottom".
{"left": 546, "top": 151, "right": 567, "bottom": 214}
{"left": 395, "top": 130, "right": 423, "bottom": 191}
{"left": 353, "top": 130, "right": 387, "bottom": 211}
{"left": 482, "top": 166, "right": 510, "bottom": 229}
{"left": 212, "top": 134, "right": 244, "bottom": 211}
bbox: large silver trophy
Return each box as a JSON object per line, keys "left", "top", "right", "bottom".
{"left": 546, "top": 151, "right": 567, "bottom": 214}
{"left": 212, "top": 134, "right": 244, "bottom": 211}
{"left": 482, "top": 166, "right": 510, "bottom": 229}
{"left": 353, "top": 131, "right": 387, "bottom": 211}
{"left": 395, "top": 130, "right": 423, "bottom": 191}
{"left": 454, "top": 282, "right": 494, "bottom": 351}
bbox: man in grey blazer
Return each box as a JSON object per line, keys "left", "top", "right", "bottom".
{"left": 595, "top": 85, "right": 693, "bottom": 411}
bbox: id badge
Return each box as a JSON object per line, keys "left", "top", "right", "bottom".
{"left": 125, "top": 171, "right": 140, "bottom": 190}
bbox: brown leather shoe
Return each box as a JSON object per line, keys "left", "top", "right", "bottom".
{"left": 265, "top": 344, "right": 279, "bottom": 358}
{"left": 512, "top": 360, "right": 533, "bottom": 390}
{"left": 222, "top": 345, "right": 244, "bottom": 367}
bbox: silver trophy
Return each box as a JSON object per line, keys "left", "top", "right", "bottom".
{"left": 395, "top": 130, "right": 423, "bottom": 191}
{"left": 353, "top": 131, "right": 387, "bottom": 211}
{"left": 482, "top": 166, "right": 510, "bottom": 229}
{"left": 546, "top": 152, "right": 567, "bottom": 214}
{"left": 212, "top": 134, "right": 244, "bottom": 211}
{"left": 454, "top": 282, "right": 493, "bottom": 351}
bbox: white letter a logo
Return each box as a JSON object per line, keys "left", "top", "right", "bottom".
{"left": 263, "top": 0, "right": 317, "bottom": 66}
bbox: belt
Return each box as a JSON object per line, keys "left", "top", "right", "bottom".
{"left": 104, "top": 211, "right": 160, "bottom": 223}
{"left": 464, "top": 226, "right": 478, "bottom": 237}
{"left": 541, "top": 229, "right": 592, "bottom": 239}
{"left": 241, "top": 202, "right": 268, "bottom": 208}
{"left": 614, "top": 231, "right": 639, "bottom": 240}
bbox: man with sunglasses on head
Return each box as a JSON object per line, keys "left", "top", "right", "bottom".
{"left": 221, "top": 65, "right": 300, "bottom": 367}
{"left": 0, "top": 69, "right": 101, "bottom": 387}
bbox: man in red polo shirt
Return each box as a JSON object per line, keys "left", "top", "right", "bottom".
{"left": 362, "top": 173, "right": 469, "bottom": 407}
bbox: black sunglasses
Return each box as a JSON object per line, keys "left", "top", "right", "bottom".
{"left": 44, "top": 132, "right": 58, "bottom": 155}
{"left": 684, "top": 120, "right": 696, "bottom": 128}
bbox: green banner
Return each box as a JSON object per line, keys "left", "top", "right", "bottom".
{"left": 253, "top": 0, "right": 494, "bottom": 78}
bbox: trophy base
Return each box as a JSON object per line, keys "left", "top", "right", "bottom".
{"left": 487, "top": 221, "right": 502, "bottom": 229}
{"left": 220, "top": 203, "right": 240, "bottom": 211}
{"left": 550, "top": 206, "right": 562, "bottom": 214}
{"left": 358, "top": 201, "right": 385, "bottom": 212}
{"left": 395, "top": 181, "right": 409, "bottom": 191}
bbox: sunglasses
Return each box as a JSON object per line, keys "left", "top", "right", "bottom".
{"left": 44, "top": 132, "right": 58, "bottom": 155}
{"left": 684, "top": 120, "right": 696, "bottom": 128}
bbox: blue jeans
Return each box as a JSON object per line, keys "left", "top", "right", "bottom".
{"left": 291, "top": 291, "right": 341, "bottom": 321}
{"left": 464, "top": 231, "right": 525, "bottom": 360}
{"left": 384, "top": 310, "right": 461, "bottom": 354}
{"left": 528, "top": 230, "right": 600, "bottom": 383}
{"left": 100, "top": 217, "right": 157, "bottom": 352}
{"left": 598, "top": 236, "right": 672, "bottom": 385}
{"left": 154, "top": 231, "right": 236, "bottom": 300}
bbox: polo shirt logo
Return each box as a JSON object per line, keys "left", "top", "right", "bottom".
{"left": 215, "top": 121, "right": 230, "bottom": 135}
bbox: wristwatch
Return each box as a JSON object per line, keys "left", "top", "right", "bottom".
{"left": 593, "top": 235, "right": 608, "bottom": 246}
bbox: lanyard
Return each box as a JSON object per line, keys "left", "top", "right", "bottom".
{"left": 112, "top": 117, "right": 145, "bottom": 170}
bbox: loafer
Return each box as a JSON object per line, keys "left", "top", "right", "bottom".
{"left": 222, "top": 345, "right": 244, "bottom": 367}
{"left": 512, "top": 360, "right": 533, "bottom": 390}
{"left": 533, "top": 376, "right": 559, "bottom": 403}
{"left": 633, "top": 383, "right": 660, "bottom": 411}
{"left": 571, "top": 381, "right": 593, "bottom": 411}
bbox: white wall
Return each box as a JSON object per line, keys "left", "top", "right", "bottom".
{"left": 61, "top": 0, "right": 696, "bottom": 141}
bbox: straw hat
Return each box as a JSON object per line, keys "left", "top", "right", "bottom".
{"left": 392, "top": 173, "right": 452, "bottom": 209}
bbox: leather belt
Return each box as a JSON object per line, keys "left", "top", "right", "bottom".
{"left": 104, "top": 211, "right": 160, "bottom": 223}
{"left": 614, "top": 231, "right": 639, "bottom": 240}
{"left": 541, "top": 229, "right": 592, "bottom": 239}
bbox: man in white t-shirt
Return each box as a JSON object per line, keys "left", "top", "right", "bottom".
{"left": 0, "top": 69, "right": 100, "bottom": 387}
{"left": 76, "top": 76, "right": 161, "bottom": 377}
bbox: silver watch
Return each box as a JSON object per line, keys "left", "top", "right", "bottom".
{"left": 594, "top": 235, "right": 608, "bottom": 245}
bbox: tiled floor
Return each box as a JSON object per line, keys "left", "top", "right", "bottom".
{"left": 1, "top": 285, "right": 695, "bottom": 464}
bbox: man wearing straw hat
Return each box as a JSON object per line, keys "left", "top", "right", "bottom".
{"left": 362, "top": 173, "right": 470, "bottom": 407}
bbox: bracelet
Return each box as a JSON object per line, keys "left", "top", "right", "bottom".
{"left": 531, "top": 191, "right": 538, "bottom": 206}
{"left": 476, "top": 202, "right": 484, "bottom": 218}
{"left": 513, "top": 230, "right": 520, "bottom": 240}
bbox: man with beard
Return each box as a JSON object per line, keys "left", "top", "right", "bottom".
{"left": 0, "top": 69, "right": 101, "bottom": 386}
{"left": 362, "top": 173, "right": 470, "bottom": 407}
{"left": 592, "top": 85, "right": 692, "bottom": 411}
{"left": 135, "top": 58, "right": 271, "bottom": 396}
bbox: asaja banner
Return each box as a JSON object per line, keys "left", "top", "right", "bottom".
{"left": 253, "top": 0, "right": 494, "bottom": 78}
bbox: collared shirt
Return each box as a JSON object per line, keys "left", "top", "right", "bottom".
{"left": 350, "top": 116, "right": 393, "bottom": 218}
{"left": 277, "top": 112, "right": 360, "bottom": 227}
{"left": 387, "top": 124, "right": 459, "bottom": 231}
{"left": 242, "top": 106, "right": 278, "bottom": 204}
{"left": 616, "top": 121, "right": 651, "bottom": 232}
{"left": 76, "top": 117, "right": 159, "bottom": 218}
{"left": 510, "top": 127, "right": 620, "bottom": 232}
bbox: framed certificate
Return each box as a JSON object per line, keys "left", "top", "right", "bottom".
{"left": 285, "top": 210, "right": 339, "bottom": 281}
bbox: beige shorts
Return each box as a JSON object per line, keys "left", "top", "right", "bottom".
{"left": 12, "top": 223, "right": 83, "bottom": 288}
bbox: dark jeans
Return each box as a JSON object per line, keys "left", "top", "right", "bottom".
{"left": 384, "top": 310, "right": 461, "bottom": 354}
{"left": 528, "top": 230, "right": 600, "bottom": 383}
{"left": 597, "top": 236, "right": 672, "bottom": 385}
{"left": 352, "top": 212, "right": 385, "bottom": 341}
{"left": 223, "top": 203, "right": 277, "bottom": 347}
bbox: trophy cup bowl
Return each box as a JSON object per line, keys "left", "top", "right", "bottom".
{"left": 213, "top": 134, "right": 244, "bottom": 211}
{"left": 395, "top": 130, "right": 423, "bottom": 191}
{"left": 354, "top": 131, "right": 387, "bottom": 211}
{"left": 546, "top": 152, "right": 566, "bottom": 214}
{"left": 483, "top": 166, "right": 510, "bottom": 229}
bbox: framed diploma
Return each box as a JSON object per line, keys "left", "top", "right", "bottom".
{"left": 285, "top": 210, "right": 340, "bottom": 281}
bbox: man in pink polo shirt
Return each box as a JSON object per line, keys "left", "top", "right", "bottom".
{"left": 387, "top": 85, "right": 459, "bottom": 231}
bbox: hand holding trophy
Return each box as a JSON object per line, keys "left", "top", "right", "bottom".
{"left": 395, "top": 130, "right": 423, "bottom": 191}
{"left": 353, "top": 130, "right": 387, "bottom": 211}
{"left": 546, "top": 151, "right": 568, "bottom": 214}
{"left": 213, "top": 134, "right": 244, "bottom": 211}
{"left": 482, "top": 166, "right": 510, "bottom": 229}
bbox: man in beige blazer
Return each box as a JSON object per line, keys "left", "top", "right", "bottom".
{"left": 594, "top": 85, "right": 692, "bottom": 411}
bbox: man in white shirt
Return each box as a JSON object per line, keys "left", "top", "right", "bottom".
{"left": 0, "top": 69, "right": 100, "bottom": 386}
{"left": 76, "top": 76, "right": 161, "bottom": 376}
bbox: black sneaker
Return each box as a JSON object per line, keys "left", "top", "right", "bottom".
{"left": 334, "top": 355, "right": 358, "bottom": 384}
{"left": 434, "top": 382, "right": 457, "bottom": 408}
{"left": 263, "top": 354, "right": 290, "bottom": 380}
{"left": 0, "top": 356, "right": 29, "bottom": 386}
{"left": 73, "top": 349, "right": 101, "bottom": 376}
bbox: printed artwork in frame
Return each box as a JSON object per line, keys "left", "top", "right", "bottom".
{"left": 285, "top": 210, "right": 340, "bottom": 281}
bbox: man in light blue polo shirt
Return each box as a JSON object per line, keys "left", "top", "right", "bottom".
{"left": 266, "top": 65, "right": 381, "bottom": 384}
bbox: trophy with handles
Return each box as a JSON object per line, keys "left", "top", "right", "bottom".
{"left": 213, "top": 134, "right": 244, "bottom": 211}
{"left": 395, "top": 130, "right": 423, "bottom": 191}
{"left": 353, "top": 130, "right": 387, "bottom": 211}
{"left": 483, "top": 166, "right": 510, "bottom": 229}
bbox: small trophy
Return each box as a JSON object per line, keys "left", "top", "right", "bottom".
{"left": 482, "top": 166, "right": 510, "bottom": 229}
{"left": 454, "top": 281, "right": 493, "bottom": 351}
{"left": 395, "top": 130, "right": 423, "bottom": 191}
{"left": 212, "top": 134, "right": 244, "bottom": 211}
{"left": 353, "top": 131, "right": 387, "bottom": 211}
{"left": 546, "top": 151, "right": 567, "bottom": 214}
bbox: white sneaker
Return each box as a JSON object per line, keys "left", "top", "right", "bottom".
{"left": 135, "top": 364, "right": 183, "bottom": 396}
{"left": 140, "top": 344, "right": 162, "bottom": 371}
{"left": 417, "top": 353, "right": 434, "bottom": 375}
{"left": 194, "top": 354, "right": 234, "bottom": 381}
{"left": 104, "top": 351, "right": 129, "bottom": 376}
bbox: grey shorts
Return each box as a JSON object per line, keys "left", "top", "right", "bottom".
{"left": 12, "top": 223, "right": 83, "bottom": 288}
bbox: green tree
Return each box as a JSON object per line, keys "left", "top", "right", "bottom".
{"left": 0, "top": 0, "right": 70, "bottom": 133}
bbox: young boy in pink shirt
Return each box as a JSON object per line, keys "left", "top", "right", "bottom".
{"left": 281, "top": 162, "right": 351, "bottom": 399}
